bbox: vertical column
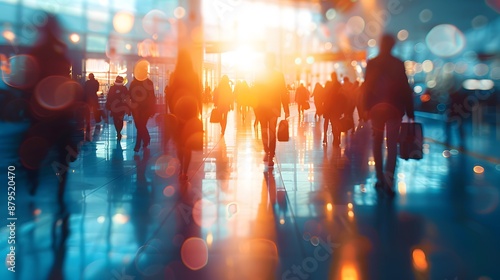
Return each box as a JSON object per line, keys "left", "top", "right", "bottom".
{"left": 178, "top": 0, "right": 203, "bottom": 79}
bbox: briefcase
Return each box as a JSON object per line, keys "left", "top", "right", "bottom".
{"left": 399, "top": 122, "right": 423, "bottom": 160}
{"left": 277, "top": 119, "right": 289, "bottom": 142}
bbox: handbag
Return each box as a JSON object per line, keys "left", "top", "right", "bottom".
{"left": 303, "top": 102, "right": 310, "bottom": 110}
{"left": 277, "top": 119, "right": 289, "bottom": 142}
{"left": 398, "top": 122, "right": 423, "bottom": 160}
{"left": 339, "top": 117, "right": 354, "bottom": 132}
{"left": 210, "top": 107, "right": 222, "bottom": 123}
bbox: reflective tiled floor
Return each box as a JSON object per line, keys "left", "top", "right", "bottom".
{"left": 1, "top": 104, "right": 500, "bottom": 280}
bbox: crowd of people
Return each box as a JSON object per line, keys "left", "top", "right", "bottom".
{"left": 3, "top": 11, "right": 413, "bottom": 198}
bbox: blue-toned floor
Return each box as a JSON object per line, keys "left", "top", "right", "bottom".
{"left": 0, "top": 104, "right": 499, "bottom": 280}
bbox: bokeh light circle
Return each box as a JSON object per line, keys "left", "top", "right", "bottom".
{"left": 419, "top": 9, "right": 433, "bottom": 23}
{"left": 174, "top": 7, "right": 186, "bottom": 19}
{"left": 474, "top": 63, "right": 489, "bottom": 76}
{"left": 414, "top": 42, "right": 426, "bottom": 53}
{"left": 34, "top": 76, "right": 82, "bottom": 110}
{"left": 346, "top": 16, "right": 365, "bottom": 35}
{"left": 163, "top": 185, "right": 175, "bottom": 197}
{"left": 134, "top": 59, "right": 150, "bottom": 81}
{"left": 2, "top": 55, "right": 40, "bottom": 89}
{"left": 113, "top": 11, "right": 135, "bottom": 34}
{"left": 367, "top": 39, "right": 376, "bottom": 47}
{"left": 397, "top": 29, "right": 409, "bottom": 41}
{"left": 69, "top": 33, "right": 80, "bottom": 43}
{"left": 181, "top": 238, "right": 208, "bottom": 271}
{"left": 412, "top": 248, "right": 428, "bottom": 271}
{"left": 192, "top": 199, "right": 217, "bottom": 228}
{"left": 426, "top": 24, "right": 466, "bottom": 57}
{"left": 472, "top": 15, "right": 488, "bottom": 29}
{"left": 326, "top": 8, "right": 337, "bottom": 21}
{"left": 155, "top": 155, "right": 179, "bottom": 178}
{"left": 142, "top": 9, "right": 170, "bottom": 35}
{"left": 490, "top": 67, "right": 500, "bottom": 80}
{"left": 310, "top": 236, "right": 320, "bottom": 246}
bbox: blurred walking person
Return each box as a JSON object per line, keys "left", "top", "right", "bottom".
{"left": 83, "top": 73, "right": 100, "bottom": 140}
{"left": 129, "top": 63, "right": 156, "bottom": 152}
{"left": 312, "top": 82, "right": 324, "bottom": 120}
{"left": 165, "top": 49, "right": 202, "bottom": 180}
{"left": 322, "top": 72, "right": 345, "bottom": 147}
{"left": 295, "top": 83, "right": 310, "bottom": 118}
{"left": 254, "top": 53, "right": 290, "bottom": 166}
{"left": 340, "top": 77, "right": 356, "bottom": 137}
{"left": 213, "top": 75, "right": 233, "bottom": 135}
{"left": 105, "top": 75, "right": 130, "bottom": 141}
{"left": 19, "top": 13, "right": 84, "bottom": 204}
{"left": 363, "top": 34, "right": 414, "bottom": 197}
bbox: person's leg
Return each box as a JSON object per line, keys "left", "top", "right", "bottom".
{"left": 134, "top": 116, "right": 145, "bottom": 151}
{"left": 371, "top": 118, "right": 385, "bottom": 186}
{"left": 143, "top": 116, "right": 151, "bottom": 147}
{"left": 268, "top": 116, "right": 278, "bottom": 165}
{"left": 182, "top": 148, "right": 192, "bottom": 179}
{"left": 84, "top": 104, "right": 91, "bottom": 140}
{"left": 113, "top": 114, "right": 123, "bottom": 139}
{"left": 332, "top": 119, "right": 341, "bottom": 147}
{"left": 260, "top": 116, "right": 270, "bottom": 160}
{"left": 220, "top": 111, "right": 227, "bottom": 135}
{"left": 323, "top": 115, "right": 330, "bottom": 143}
{"left": 384, "top": 118, "right": 402, "bottom": 190}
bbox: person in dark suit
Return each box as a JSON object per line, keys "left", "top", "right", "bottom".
{"left": 363, "top": 34, "right": 415, "bottom": 197}
{"left": 322, "top": 72, "right": 345, "bottom": 147}
{"left": 83, "top": 73, "right": 100, "bottom": 140}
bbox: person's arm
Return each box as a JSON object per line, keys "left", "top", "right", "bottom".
{"left": 105, "top": 88, "right": 112, "bottom": 111}
{"left": 400, "top": 61, "right": 415, "bottom": 119}
{"left": 279, "top": 73, "right": 290, "bottom": 118}
{"left": 147, "top": 80, "right": 157, "bottom": 117}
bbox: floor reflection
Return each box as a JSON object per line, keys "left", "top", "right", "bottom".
{"left": 0, "top": 105, "right": 499, "bottom": 279}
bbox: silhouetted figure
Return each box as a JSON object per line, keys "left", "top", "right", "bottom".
{"left": 295, "top": 83, "right": 310, "bottom": 118}
{"left": 83, "top": 73, "right": 99, "bottom": 140}
{"left": 19, "top": 13, "right": 84, "bottom": 202}
{"left": 166, "top": 49, "right": 202, "bottom": 180}
{"left": 235, "top": 80, "right": 251, "bottom": 122}
{"left": 353, "top": 80, "right": 366, "bottom": 124}
{"left": 445, "top": 84, "right": 467, "bottom": 149}
{"left": 340, "top": 77, "right": 356, "bottom": 136}
{"left": 248, "top": 83, "right": 260, "bottom": 128}
{"left": 363, "top": 34, "right": 414, "bottom": 197}
{"left": 213, "top": 75, "right": 233, "bottom": 135}
{"left": 312, "top": 82, "right": 324, "bottom": 120}
{"left": 105, "top": 75, "right": 130, "bottom": 141}
{"left": 322, "top": 71, "right": 345, "bottom": 147}
{"left": 203, "top": 82, "right": 212, "bottom": 103}
{"left": 129, "top": 67, "right": 156, "bottom": 152}
{"left": 254, "top": 53, "right": 290, "bottom": 166}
